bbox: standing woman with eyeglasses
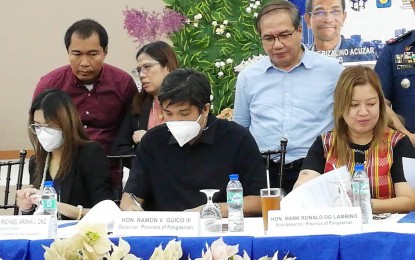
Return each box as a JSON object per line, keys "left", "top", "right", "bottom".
{"left": 110, "top": 41, "right": 179, "bottom": 161}
{"left": 16, "top": 89, "right": 113, "bottom": 219}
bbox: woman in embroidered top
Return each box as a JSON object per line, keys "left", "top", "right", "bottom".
{"left": 16, "top": 89, "right": 113, "bottom": 219}
{"left": 294, "top": 66, "right": 415, "bottom": 213}
{"left": 110, "top": 41, "right": 179, "bottom": 162}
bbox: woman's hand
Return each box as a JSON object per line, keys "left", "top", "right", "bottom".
{"left": 16, "top": 185, "right": 41, "bottom": 211}
{"left": 132, "top": 130, "right": 147, "bottom": 144}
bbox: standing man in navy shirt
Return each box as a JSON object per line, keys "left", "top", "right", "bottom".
{"left": 374, "top": 1, "right": 415, "bottom": 145}
{"left": 33, "top": 19, "right": 137, "bottom": 193}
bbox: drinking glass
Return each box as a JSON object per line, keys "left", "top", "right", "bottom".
{"left": 261, "top": 188, "right": 283, "bottom": 233}
{"left": 199, "top": 189, "right": 222, "bottom": 233}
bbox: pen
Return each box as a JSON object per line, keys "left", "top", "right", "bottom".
{"left": 129, "top": 193, "right": 142, "bottom": 209}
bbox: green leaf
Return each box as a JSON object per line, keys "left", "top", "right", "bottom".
{"left": 211, "top": 11, "right": 225, "bottom": 21}
{"left": 164, "top": 0, "right": 261, "bottom": 114}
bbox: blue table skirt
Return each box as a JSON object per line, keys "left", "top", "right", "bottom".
{"left": 4, "top": 232, "right": 415, "bottom": 260}
{"left": 252, "top": 235, "right": 340, "bottom": 260}
{"left": 339, "top": 232, "right": 415, "bottom": 259}
{"left": 0, "top": 239, "right": 29, "bottom": 260}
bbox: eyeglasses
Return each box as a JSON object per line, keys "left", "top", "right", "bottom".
{"left": 132, "top": 62, "right": 160, "bottom": 77}
{"left": 261, "top": 28, "right": 297, "bottom": 46}
{"left": 29, "top": 124, "right": 59, "bottom": 135}
{"left": 308, "top": 9, "right": 343, "bottom": 18}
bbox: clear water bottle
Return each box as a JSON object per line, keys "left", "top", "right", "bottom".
{"left": 42, "top": 181, "right": 58, "bottom": 238}
{"left": 227, "top": 174, "right": 244, "bottom": 232}
{"left": 351, "top": 165, "right": 373, "bottom": 224}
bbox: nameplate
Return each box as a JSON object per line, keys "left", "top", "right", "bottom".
{"left": 267, "top": 207, "right": 362, "bottom": 236}
{"left": 113, "top": 211, "right": 199, "bottom": 237}
{"left": 0, "top": 215, "right": 51, "bottom": 240}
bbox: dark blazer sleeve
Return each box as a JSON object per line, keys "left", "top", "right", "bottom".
{"left": 77, "top": 142, "right": 114, "bottom": 205}
{"left": 110, "top": 111, "right": 139, "bottom": 156}
{"left": 110, "top": 96, "right": 152, "bottom": 156}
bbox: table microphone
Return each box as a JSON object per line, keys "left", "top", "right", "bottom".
{"left": 278, "top": 138, "right": 288, "bottom": 189}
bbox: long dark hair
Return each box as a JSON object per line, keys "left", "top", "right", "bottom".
{"left": 29, "top": 89, "right": 90, "bottom": 187}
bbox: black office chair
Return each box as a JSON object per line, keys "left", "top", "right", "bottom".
{"left": 261, "top": 138, "right": 288, "bottom": 189}
{"left": 107, "top": 154, "right": 136, "bottom": 204}
{"left": 0, "top": 150, "right": 27, "bottom": 215}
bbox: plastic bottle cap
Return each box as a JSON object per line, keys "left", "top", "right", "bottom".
{"left": 44, "top": 181, "right": 54, "bottom": 187}
{"left": 354, "top": 164, "right": 364, "bottom": 171}
{"left": 229, "top": 174, "right": 239, "bottom": 180}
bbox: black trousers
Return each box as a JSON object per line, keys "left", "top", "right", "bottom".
{"left": 265, "top": 158, "right": 304, "bottom": 195}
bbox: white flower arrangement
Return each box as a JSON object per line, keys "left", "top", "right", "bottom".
{"left": 150, "top": 239, "right": 183, "bottom": 260}
{"left": 43, "top": 223, "right": 139, "bottom": 260}
{"left": 194, "top": 238, "right": 297, "bottom": 260}
{"left": 258, "top": 251, "right": 297, "bottom": 260}
{"left": 42, "top": 223, "right": 183, "bottom": 260}
{"left": 195, "top": 238, "right": 250, "bottom": 260}
{"left": 234, "top": 54, "right": 267, "bottom": 73}
{"left": 43, "top": 231, "right": 296, "bottom": 260}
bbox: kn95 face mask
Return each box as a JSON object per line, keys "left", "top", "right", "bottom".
{"left": 166, "top": 114, "right": 202, "bottom": 147}
{"left": 37, "top": 127, "right": 64, "bottom": 152}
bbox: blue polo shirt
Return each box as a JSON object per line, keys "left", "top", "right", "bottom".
{"left": 233, "top": 46, "right": 344, "bottom": 164}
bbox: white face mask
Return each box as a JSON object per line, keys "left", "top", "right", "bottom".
{"left": 37, "top": 127, "right": 64, "bottom": 152}
{"left": 166, "top": 114, "right": 203, "bottom": 147}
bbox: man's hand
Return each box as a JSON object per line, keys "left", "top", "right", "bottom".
{"left": 132, "top": 130, "right": 147, "bottom": 144}
{"left": 120, "top": 193, "right": 144, "bottom": 211}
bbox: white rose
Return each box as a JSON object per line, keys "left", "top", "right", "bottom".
{"left": 218, "top": 71, "right": 224, "bottom": 77}
{"left": 220, "top": 61, "right": 225, "bottom": 67}
{"left": 212, "top": 21, "right": 218, "bottom": 26}
{"left": 193, "top": 22, "right": 198, "bottom": 27}
{"left": 254, "top": 12, "right": 258, "bottom": 18}
{"left": 220, "top": 24, "right": 225, "bottom": 29}
{"left": 214, "top": 62, "right": 221, "bottom": 68}
{"left": 226, "top": 32, "right": 231, "bottom": 38}
{"left": 255, "top": 1, "right": 261, "bottom": 6}
{"left": 223, "top": 20, "right": 229, "bottom": 25}
{"left": 226, "top": 58, "right": 233, "bottom": 64}
{"left": 246, "top": 7, "right": 252, "bottom": 13}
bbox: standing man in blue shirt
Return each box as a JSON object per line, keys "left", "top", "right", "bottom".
{"left": 374, "top": 1, "right": 415, "bottom": 145}
{"left": 233, "top": 0, "right": 343, "bottom": 194}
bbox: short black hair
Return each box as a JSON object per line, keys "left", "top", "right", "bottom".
{"left": 64, "top": 19, "right": 108, "bottom": 51}
{"left": 158, "top": 69, "right": 211, "bottom": 113}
